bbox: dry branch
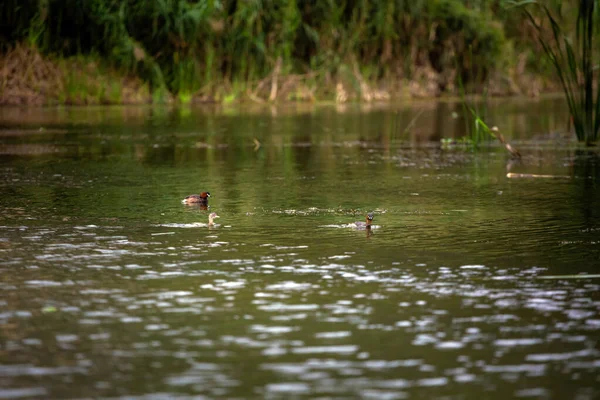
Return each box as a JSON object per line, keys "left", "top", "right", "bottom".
{"left": 491, "top": 126, "right": 521, "bottom": 158}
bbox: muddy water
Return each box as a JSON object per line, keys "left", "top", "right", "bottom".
{"left": 1, "top": 98, "right": 599, "bottom": 399}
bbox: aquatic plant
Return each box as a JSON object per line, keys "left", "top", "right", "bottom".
{"left": 455, "top": 72, "right": 522, "bottom": 157}
{"left": 509, "top": 0, "right": 600, "bottom": 144}
{"left": 451, "top": 96, "right": 522, "bottom": 157}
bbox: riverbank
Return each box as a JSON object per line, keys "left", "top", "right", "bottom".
{"left": 0, "top": 43, "right": 559, "bottom": 106}
{"left": 0, "top": 45, "right": 151, "bottom": 106}
{"left": 2, "top": 0, "right": 572, "bottom": 106}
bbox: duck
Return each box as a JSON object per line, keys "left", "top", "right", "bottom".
{"left": 182, "top": 191, "right": 211, "bottom": 205}
{"left": 208, "top": 212, "right": 220, "bottom": 226}
{"left": 352, "top": 212, "right": 374, "bottom": 229}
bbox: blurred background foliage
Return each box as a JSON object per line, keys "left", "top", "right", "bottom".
{"left": 0, "top": 0, "right": 589, "bottom": 102}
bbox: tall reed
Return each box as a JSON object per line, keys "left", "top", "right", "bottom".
{"left": 510, "top": 0, "right": 599, "bottom": 144}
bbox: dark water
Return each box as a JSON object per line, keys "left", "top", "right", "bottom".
{"left": 1, "top": 97, "right": 599, "bottom": 399}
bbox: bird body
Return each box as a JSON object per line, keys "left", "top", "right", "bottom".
{"left": 182, "top": 192, "right": 211, "bottom": 205}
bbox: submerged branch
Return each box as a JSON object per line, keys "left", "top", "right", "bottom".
{"left": 507, "top": 173, "right": 571, "bottom": 179}
{"left": 491, "top": 126, "right": 522, "bottom": 158}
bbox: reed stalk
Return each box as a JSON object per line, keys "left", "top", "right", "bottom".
{"left": 509, "top": 0, "right": 599, "bottom": 144}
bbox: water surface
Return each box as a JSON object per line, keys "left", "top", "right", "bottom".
{"left": 1, "top": 97, "right": 599, "bottom": 399}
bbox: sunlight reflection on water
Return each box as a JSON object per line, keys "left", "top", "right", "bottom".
{"left": 1, "top": 99, "right": 599, "bottom": 398}
{"left": 6, "top": 221, "right": 598, "bottom": 397}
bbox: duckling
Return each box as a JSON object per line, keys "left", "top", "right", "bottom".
{"left": 182, "top": 191, "right": 210, "bottom": 205}
{"left": 352, "top": 212, "right": 374, "bottom": 229}
{"left": 208, "top": 212, "right": 220, "bottom": 226}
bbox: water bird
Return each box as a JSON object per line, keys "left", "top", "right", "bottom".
{"left": 182, "top": 191, "right": 211, "bottom": 205}
{"left": 208, "top": 212, "right": 220, "bottom": 226}
{"left": 353, "top": 212, "right": 374, "bottom": 229}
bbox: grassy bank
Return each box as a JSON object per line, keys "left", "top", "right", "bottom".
{"left": 0, "top": 0, "right": 581, "bottom": 106}
{"left": 0, "top": 45, "right": 152, "bottom": 105}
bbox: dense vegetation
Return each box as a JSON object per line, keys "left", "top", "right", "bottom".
{"left": 0, "top": 0, "right": 592, "bottom": 105}
{"left": 511, "top": 0, "right": 599, "bottom": 143}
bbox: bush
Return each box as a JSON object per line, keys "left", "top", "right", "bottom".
{"left": 428, "top": 0, "right": 505, "bottom": 88}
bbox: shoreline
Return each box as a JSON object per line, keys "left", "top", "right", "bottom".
{"left": 1, "top": 44, "right": 560, "bottom": 108}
